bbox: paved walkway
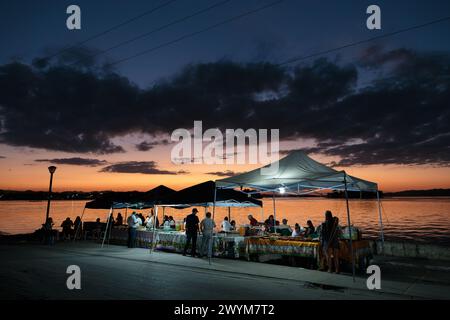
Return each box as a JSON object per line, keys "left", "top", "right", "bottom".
{"left": 1, "top": 242, "right": 449, "bottom": 299}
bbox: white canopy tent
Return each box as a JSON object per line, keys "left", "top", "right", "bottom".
{"left": 216, "top": 150, "right": 384, "bottom": 279}
{"left": 216, "top": 150, "right": 378, "bottom": 193}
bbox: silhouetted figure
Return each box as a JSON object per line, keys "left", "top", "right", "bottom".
{"left": 61, "top": 217, "right": 74, "bottom": 240}
{"left": 74, "top": 216, "right": 82, "bottom": 239}
{"left": 115, "top": 213, "right": 123, "bottom": 226}
{"left": 92, "top": 218, "right": 102, "bottom": 239}
{"left": 42, "top": 217, "right": 54, "bottom": 245}
{"left": 320, "top": 211, "right": 341, "bottom": 273}
{"left": 183, "top": 208, "right": 200, "bottom": 257}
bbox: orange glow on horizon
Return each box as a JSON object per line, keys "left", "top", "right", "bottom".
{"left": 1, "top": 161, "right": 450, "bottom": 192}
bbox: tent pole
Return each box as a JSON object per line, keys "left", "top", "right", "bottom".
{"left": 272, "top": 192, "right": 276, "bottom": 232}
{"left": 107, "top": 207, "right": 114, "bottom": 245}
{"left": 101, "top": 206, "right": 113, "bottom": 248}
{"left": 73, "top": 205, "right": 86, "bottom": 241}
{"left": 228, "top": 207, "right": 231, "bottom": 221}
{"left": 344, "top": 172, "right": 356, "bottom": 281}
{"left": 209, "top": 183, "right": 217, "bottom": 265}
{"left": 150, "top": 205, "right": 158, "bottom": 253}
{"left": 376, "top": 190, "right": 385, "bottom": 252}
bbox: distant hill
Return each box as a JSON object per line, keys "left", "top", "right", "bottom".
{"left": 383, "top": 189, "right": 450, "bottom": 197}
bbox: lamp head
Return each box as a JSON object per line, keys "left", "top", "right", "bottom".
{"left": 48, "top": 166, "right": 57, "bottom": 174}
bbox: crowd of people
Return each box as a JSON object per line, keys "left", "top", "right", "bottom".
{"left": 42, "top": 206, "right": 342, "bottom": 273}
{"left": 244, "top": 214, "right": 317, "bottom": 238}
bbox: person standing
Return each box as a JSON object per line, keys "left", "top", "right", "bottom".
{"left": 73, "top": 216, "right": 82, "bottom": 239}
{"left": 200, "top": 212, "right": 216, "bottom": 258}
{"left": 127, "top": 212, "right": 139, "bottom": 248}
{"left": 319, "top": 211, "right": 341, "bottom": 273}
{"left": 42, "top": 217, "right": 54, "bottom": 245}
{"left": 61, "top": 217, "right": 74, "bottom": 240}
{"left": 183, "top": 208, "right": 200, "bottom": 257}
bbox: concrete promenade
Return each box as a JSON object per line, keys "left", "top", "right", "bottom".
{"left": 1, "top": 242, "right": 449, "bottom": 300}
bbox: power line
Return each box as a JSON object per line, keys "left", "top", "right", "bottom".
{"left": 70, "top": 0, "right": 233, "bottom": 66}
{"left": 104, "top": 0, "right": 284, "bottom": 68}
{"left": 44, "top": 0, "right": 178, "bottom": 60}
{"left": 277, "top": 15, "right": 450, "bottom": 66}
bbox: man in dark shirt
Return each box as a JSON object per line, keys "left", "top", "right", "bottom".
{"left": 183, "top": 208, "right": 200, "bottom": 257}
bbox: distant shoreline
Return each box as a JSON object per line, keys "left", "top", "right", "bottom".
{"left": 1, "top": 188, "right": 450, "bottom": 201}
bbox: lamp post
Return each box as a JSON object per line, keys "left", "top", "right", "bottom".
{"left": 45, "top": 166, "right": 57, "bottom": 223}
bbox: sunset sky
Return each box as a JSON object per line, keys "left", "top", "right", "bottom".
{"left": 1, "top": 0, "right": 450, "bottom": 192}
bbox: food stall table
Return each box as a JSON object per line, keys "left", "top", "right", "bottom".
{"left": 244, "top": 237, "right": 372, "bottom": 269}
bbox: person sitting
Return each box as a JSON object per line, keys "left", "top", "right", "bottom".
{"left": 304, "top": 220, "right": 316, "bottom": 237}
{"left": 264, "top": 215, "right": 276, "bottom": 233}
{"left": 115, "top": 212, "right": 123, "bottom": 226}
{"left": 230, "top": 220, "right": 236, "bottom": 231}
{"left": 278, "top": 218, "right": 292, "bottom": 236}
{"left": 247, "top": 215, "right": 258, "bottom": 226}
{"left": 61, "top": 217, "right": 74, "bottom": 240}
{"left": 291, "top": 223, "right": 303, "bottom": 237}
{"left": 108, "top": 213, "right": 115, "bottom": 227}
{"left": 169, "top": 216, "right": 176, "bottom": 229}
{"left": 161, "top": 215, "right": 171, "bottom": 229}
{"left": 92, "top": 218, "right": 102, "bottom": 239}
{"left": 221, "top": 216, "right": 232, "bottom": 232}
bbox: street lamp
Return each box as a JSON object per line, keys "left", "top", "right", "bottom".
{"left": 45, "top": 166, "right": 57, "bottom": 223}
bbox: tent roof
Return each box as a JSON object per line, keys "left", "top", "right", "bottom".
{"left": 141, "top": 185, "right": 176, "bottom": 202}
{"left": 216, "top": 150, "right": 378, "bottom": 193}
{"left": 161, "top": 180, "right": 262, "bottom": 207}
{"left": 85, "top": 185, "right": 176, "bottom": 209}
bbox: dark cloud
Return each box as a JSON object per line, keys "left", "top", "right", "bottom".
{"left": 135, "top": 139, "right": 170, "bottom": 151}
{"left": 0, "top": 155, "right": 5, "bottom": 159}
{"left": 35, "top": 157, "right": 108, "bottom": 167}
{"left": 0, "top": 60, "right": 136, "bottom": 154}
{"left": 99, "top": 161, "right": 185, "bottom": 175}
{"left": 1, "top": 48, "right": 449, "bottom": 166}
{"left": 206, "top": 170, "right": 239, "bottom": 177}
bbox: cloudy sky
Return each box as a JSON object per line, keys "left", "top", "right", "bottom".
{"left": 0, "top": 0, "right": 450, "bottom": 192}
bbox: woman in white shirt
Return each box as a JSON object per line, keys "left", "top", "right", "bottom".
{"left": 145, "top": 215, "right": 154, "bottom": 230}
{"left": 291, "top": 223, "right": 304, "bottom": 237}
{"left": 221, "top": 216, "right": 232, "bottom": 232}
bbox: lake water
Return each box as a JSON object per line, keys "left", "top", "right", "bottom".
{"left": 1, "top": 198, "right": 450, "bottom": 245}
